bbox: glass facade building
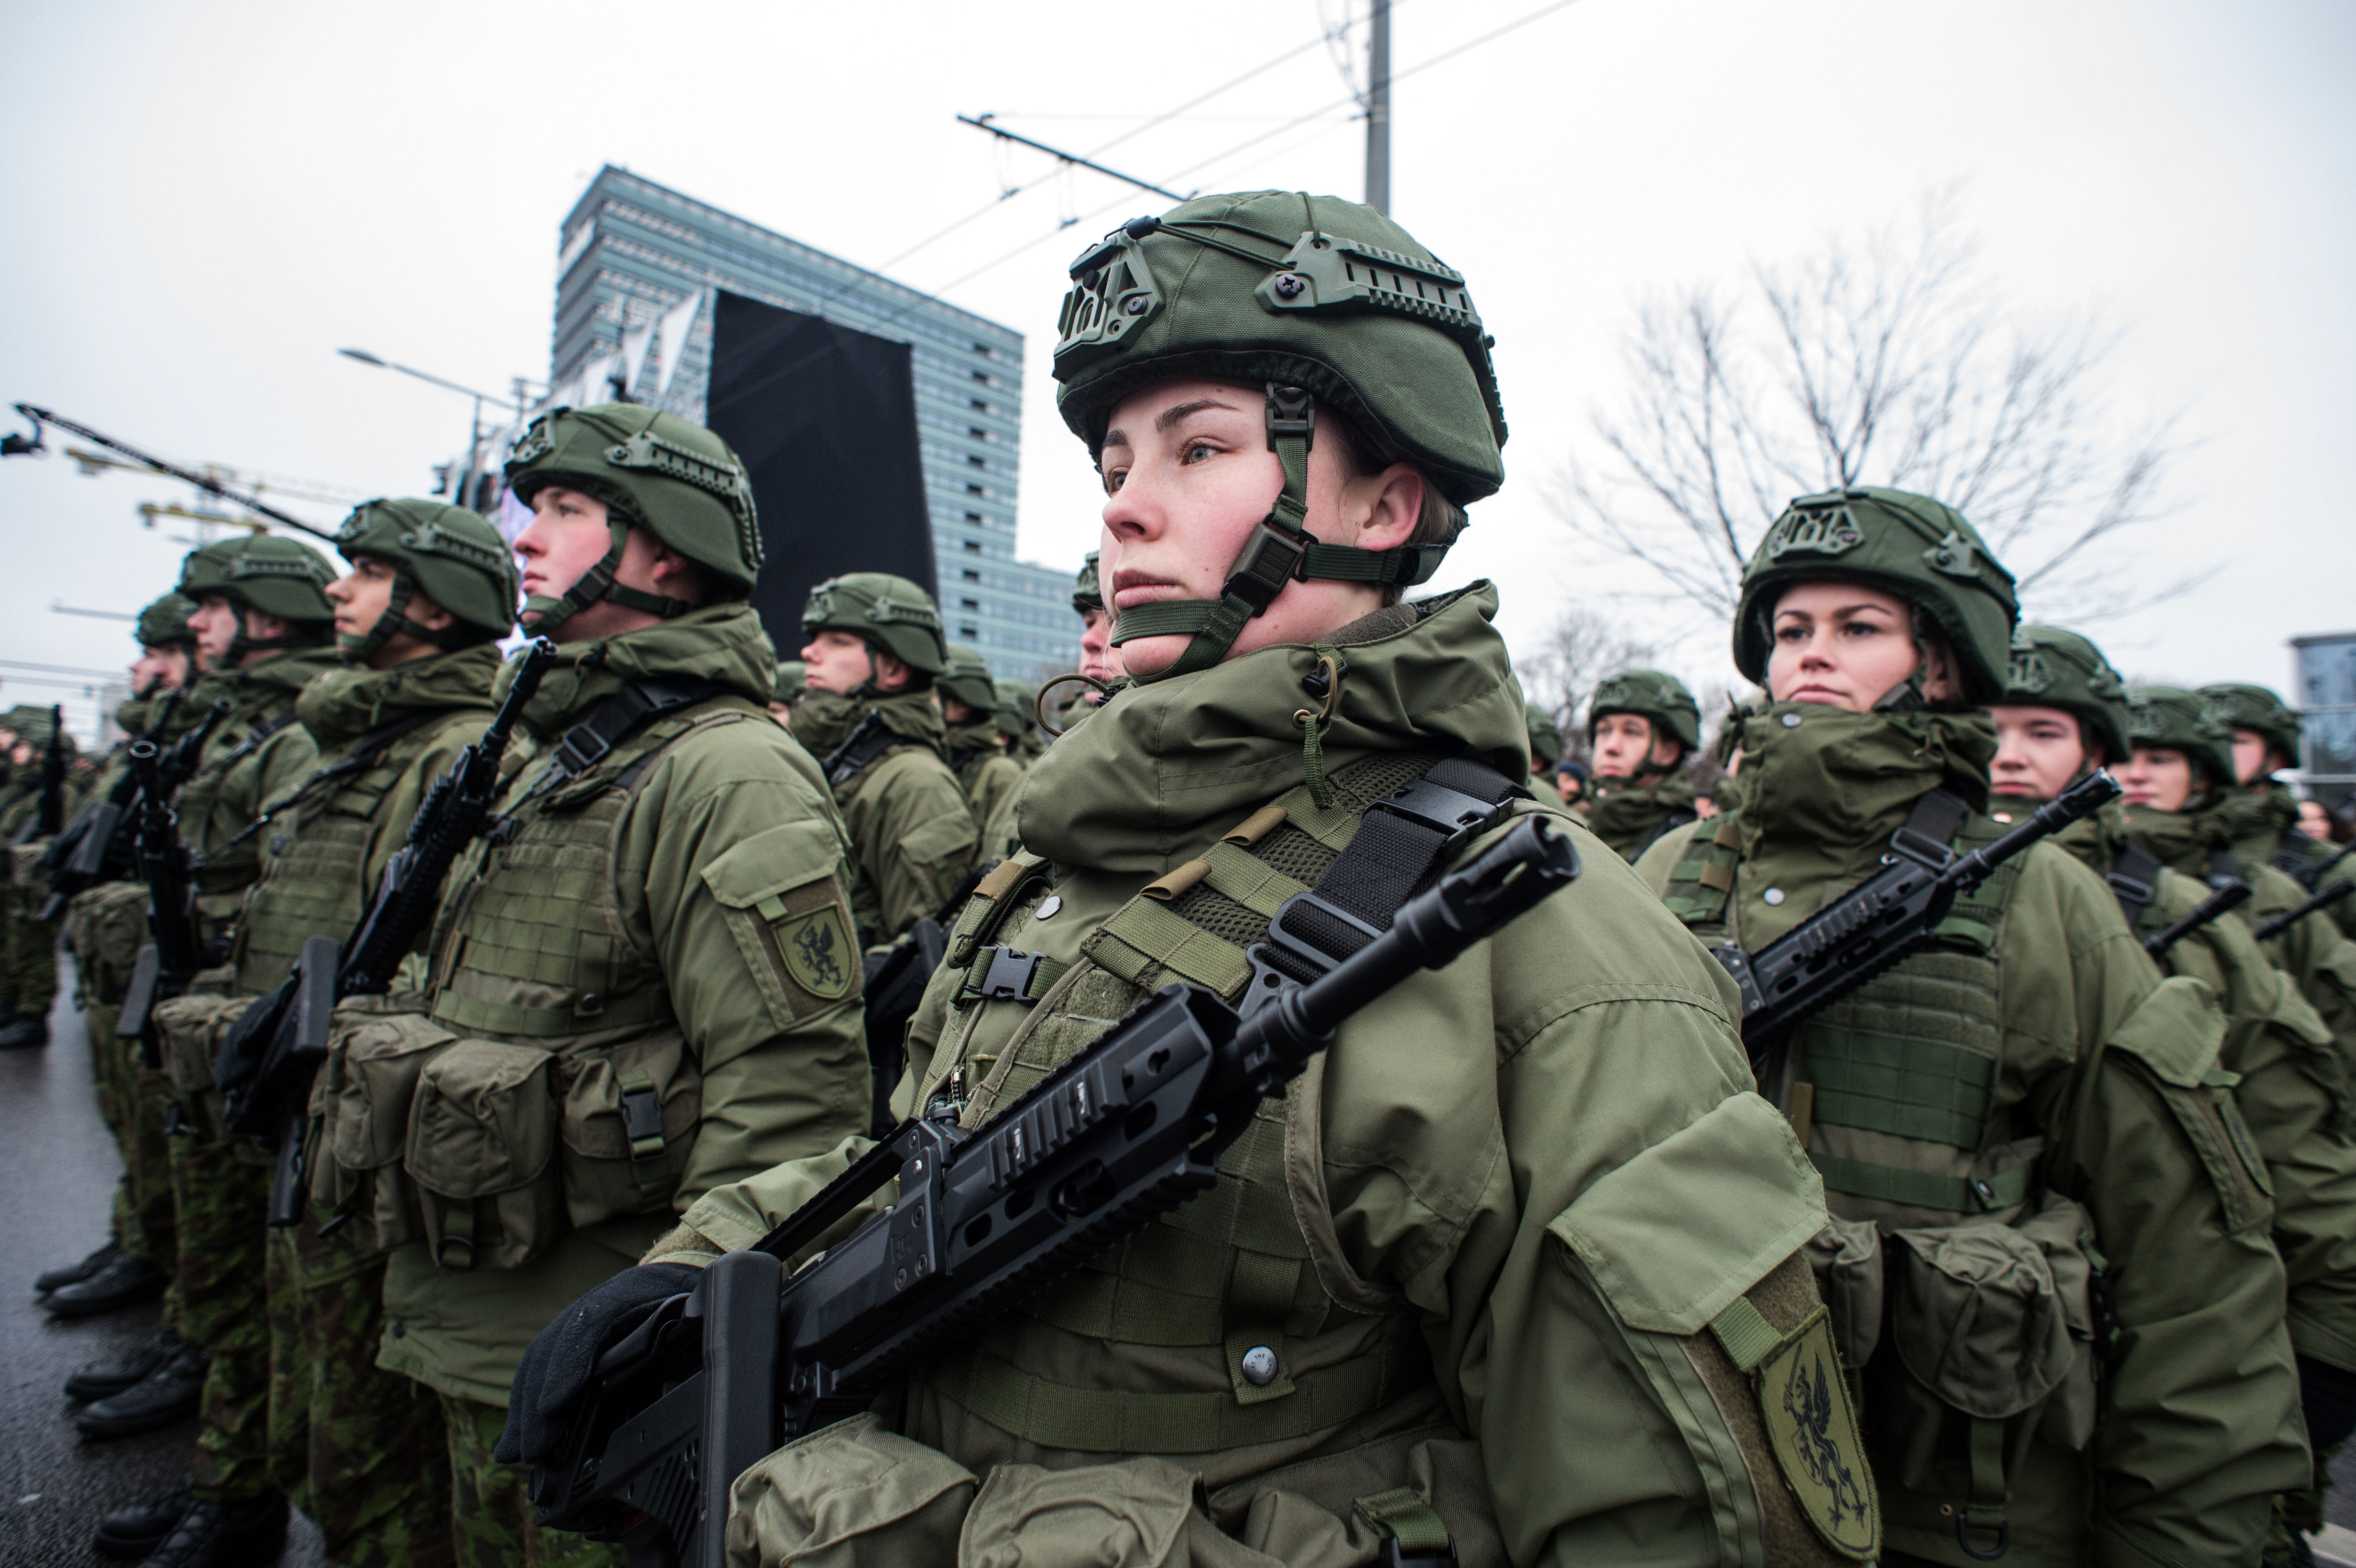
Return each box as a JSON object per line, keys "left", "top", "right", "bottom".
{"left": 550, "top": 165, "right": 1077, "bottom": 678}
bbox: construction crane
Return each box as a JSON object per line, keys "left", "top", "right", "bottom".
{"left": 2, "top": 404, "right": 354, "bottom": 542}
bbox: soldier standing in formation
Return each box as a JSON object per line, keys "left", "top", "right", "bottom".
{"left": 1582, "top": 669, "right": 1703, "bottom": 862}
{"left": 792, "top": 572, "right": 979, "bottom": 947}
{"left": 937, "top": 642, "right": 1025, "bottom": 839}
{"left": 2205, "top": 682, "right": 2356, "bottom": 939}
{"left": 0, "top": 704, "right": 86, "bottom": 1047}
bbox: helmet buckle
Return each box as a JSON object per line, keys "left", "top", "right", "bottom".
{"left": 1264, "top": 384, "right": 1315, "bottom": 453}
{"left": 1223, "top": 522, "right": 1309, "bottom": 616}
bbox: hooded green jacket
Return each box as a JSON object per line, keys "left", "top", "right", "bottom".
{"left": 944, "top": 717, "right": 1025, "bottom": 856}
{"left": 1584, "top": 771, "right": 1698, "bottom": 863}
{"left": 1636, "top": 707, "right": 2306, "bottom": 1568}
{"left": 177, "top": 646, "right": 341, "bottom": 914}
{"left": 2221, "top": 781, "right": 2356, "bottom": 940}
{"left": 376, "top": 605, "right": 872, "bottom": 1406}
{"left": 2042, "top": 801, "right": 2356, "bottom": 1377}
{"left": 660, "top": 586, "right": 1860, "bottom": 1567}
{"left": 792, "top": 687, "right": 979, "bottom": 945}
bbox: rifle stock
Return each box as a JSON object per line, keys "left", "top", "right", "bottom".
{"left": 531, "top": 813, "right": 1582, "bottom": 1568}
{"left": 115, "top": 738, "right": 210, "bottom": 1057}
{"left": 1716, "top": 770, "right": 2122, "bottom": 1068}
{"left": 44, "top": 697, "right": 223, "bottom": 920}
{"left": 2141, "top": 878, "right": 2253, "bottom": 957}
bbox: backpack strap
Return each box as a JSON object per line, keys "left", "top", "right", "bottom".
{"left": 503, "top": 677, "right": 732, "bottom": 818}
{"left": 2106, "top": 844, "right": 2166, "bottom": 928}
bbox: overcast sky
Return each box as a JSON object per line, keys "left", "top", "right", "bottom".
{"left": 3, "top": 0, "right": 2349, "bottom": 742}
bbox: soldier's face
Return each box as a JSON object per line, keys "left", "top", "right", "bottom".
{"left": 2229, "top": 729, "right": 2278, "bottom": 786}
{"left": 1989, "top": 706, "right": 2089, "bottom": 801}
{"left": 2117, "top": 747, "right": 2197, "bottom": 812}
{"left": 801, "top": 630, "right": 878, "bottom": 695}
{"left": 130, "top": 643, "right": 189, "bottom": 694}
{"left": 1096, "top": 379, "right": 1423, "bottom": 679}
{"left": 1591, "top": 714, "right": 1680, "bottom": 780}
{"left": 1766, "top": 583, "right": 1952, "bottom": 710}
{"left": 187, "top": 593, "right": 242, "bottom": 666}
{"left": 1078, "top": 604, "right": 1123, "bottom": 685}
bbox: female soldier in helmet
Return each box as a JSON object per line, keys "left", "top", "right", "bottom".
{"left": 1633, "top": 490, "right": 2308, "bottom": 1565}
{"left": 509, "top": 193, "right": 1876, "bottom": 1566}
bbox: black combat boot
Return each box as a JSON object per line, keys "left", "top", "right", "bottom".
{"left": 35, "top": 1237, "right": 122, "bottom": 1294}
{"left": 43, "top": 1250, "right": 169, "bottom": 1318}
{"left": 92, "top": 1486, "right": 193, "bottom": 1559}
{"left": 139, "top": 1493, "right": 286, "bottom": 1568}
{"left": 67, "top": 1326, "right": 188, "bottom": 1402}
{"left": 74, "top": 1341, "right": 209, "bottom": 1438}
{"left": 0, "top": 1012, "right": 48, "bottom": 1048}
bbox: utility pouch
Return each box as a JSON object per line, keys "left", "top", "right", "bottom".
{"left": 1877, "top": 1191, "right": 2098, "bottom": 1556}
{"left": 555, "top": 1032, "right": 703, "bottom": 1229}
{"left": 1803, "top": 1214, "right": 1886, "bottom": 1395}
{"left": 66, "top": 879, "right": 163, "bottom": 1008}
{"left": 154, "top": 981, "right": 251, "bottom": 1142}
{"left": 404, "top": 1036, "right": 564, "bottom": 1271}
{"left": 310, "top": 999, "right": 453, "bottom": 1252}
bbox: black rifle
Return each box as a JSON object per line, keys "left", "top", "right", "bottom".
{"left": 2141, "top": 877, "right": 2254, "bottom": 958}
{"left": 530, "top": 814, "right": 1581, "bottom": 1568}
{"left": 214, "top": 639, "right": 556, "bottom": 1226}
{"left": 6, "top": 704, "right": 68, "bottom": 848}
{"left": 1713, "top": 770, "right": 2122, "bottom": 1069}
{"left": 42, "top": 697, "right": 224, "bottom": 920}
{"left": 114, "top": 740, "right": 211, "bottom": 1068}
{"left": 2253, "top": 878, "right": 2356, "bottom": 944}
{"left": 858, "top": 859, "right": 1001, "bottom": 1134}
{"left": 45, "top": 689, "right": 183, "bottom": 876}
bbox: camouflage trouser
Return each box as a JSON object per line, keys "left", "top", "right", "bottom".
{"left": 441, "top": 1394, "right": 622, "bottom": 1568}
{"left": 109, "top": 1038, "right": 181, "bottom": 1279}
{"left": 0, "top": 864, "right": 61, "bottom": 1018}
{"left": 267, "top": 1214, "right": 454, "bottom": 1568}
{"left": 172, "top": 1127, "right": 275, "bottom": 1503}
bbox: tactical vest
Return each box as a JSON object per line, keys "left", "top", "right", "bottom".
{"left": 907, "top": 753, "right": 1524, "bottom": 1505}
{"left": 232, "top": 709, "right": 477, "bottom": 994}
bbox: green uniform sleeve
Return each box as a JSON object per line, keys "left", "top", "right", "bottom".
{"left": 2018, "top": 851, "right": 2308, "bottom": 1568}
{"left": 2255, "top": 863, "right": 2356, "bottom": 1087}
{"left": 843, "top": 750, "right": 978, "bottom": 945}
{"left": 618, "top": 725, "right": 871, "bottom": 1210}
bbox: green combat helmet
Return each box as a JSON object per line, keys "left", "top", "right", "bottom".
{"left": 993, "top": 678, "right": 1036, "bottom": 743}
{"left": 1073, "top": 551, "right": 1103, "bottom": 615}
{"left": 1052, "top": 190, "right": 1506, "bottom": 680}
{"left": 772, "top": 660, "right": 807, "bottom": 707}
{"left": 2125, "top": 685, "right": 2237, "bottom": 792}
{"left": 178, "top": 533, "right": 337, "bottom": 664}
{"left": 135, "top": 592, "right": 198, "bottom": 652}
{"left": 1587, "top": 670, "right": 1702, "bottom": 759}
{"left": 502, "top": 403, "right": 760, "bottom": 632}
{"left": 2200, "top": 683, "right": 2302, "bottom": 769}
{"left": 938, "top": 643, "right": 1000, "bottom": 714}
{"left": 2004, "top": 626, "right": 2132, "bottom": 766}
{"left": 330, "top": 498, "right": 520, "bottom": 662}
{"left": 1524, "top": 702, "right": 1561, "bottom": 769}
{"left": 801, "top": 572, "right": 948, "bottom": 682}
{"left": 1734, "top": 486, "right": 2019, "bottom": 707}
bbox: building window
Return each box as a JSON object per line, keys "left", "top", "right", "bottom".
{"left": 964, "top": 512, "right": 983, "bottom": 523}
{"left": 971, "top": 370, "right": 991, "bottom": 384}
{"left": 961, "top": 597, "right": 980, "bottom": 610}
{"left": 967, "top": 455, "right": 986, "bottom": 468}
{"left": 971, "top": 398, "right": 990, "bottom": 413}
{"left": 961, "top": 568, "right": 981, "bottom": 582}
{"left": 960, "top": 624, "right": 978, "bottom": 639}
{"left": 967, "top": 482, "right": 985, "bottom": 496}
{"left": 963, "top": 539, "right": 982, "bottom": 553}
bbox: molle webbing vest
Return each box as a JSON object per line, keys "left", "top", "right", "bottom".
{"left": 1665, "top": 789, "right": 2028, "bottom": 1222}
{"left": 924, "top": 754, "right": 1525, "bottom": 1459}
{"left": 428, "top": 679, "right": 736, "bottom": 1042}
{"left": 233, "top": 708, "right": 475, "bottom": 992}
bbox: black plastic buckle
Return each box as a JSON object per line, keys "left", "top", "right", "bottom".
{"left": 1887, "top": 826, "right": 1956, "bottom": 871}
{"left": 621, "top": 1088, "right": 665, "bottom": 1147}
{"left": 1368, "top": 775, "right": 1505, "bottom": 862}
{"left": 1241, "top": 889, "right": 1388, "bottom": 1017}
{"left": 971, "top": 947, "right": 1046, "bottom": 1004}
{"left": 2105, "top": 869, "right": 2155, "bottom": 907}
{"left": 1265, "top": 383, "right": 1314, "bottom": 452}
{"left": 554, "top": 720, "right": 613, "bottom": 777}
{"left": 1954, "top": 1508, "right": 2009, "bottom": 1561}
{"left": 1222, "top": 523, "right": 1310, "bottom": 615}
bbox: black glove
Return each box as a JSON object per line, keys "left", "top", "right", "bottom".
{"left": 2299, "top": 1354, "right": 2356, "bottom": 1453}
{"left": 497, "top": 1262, "right": 703, "bottom": 1467}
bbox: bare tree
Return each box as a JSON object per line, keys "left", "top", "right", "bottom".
{"left": 1555, "top": 191, "right": 2193, "bottom": 625}
{"left": 1515, "top": 601, "right": 1660, "bottom": 758}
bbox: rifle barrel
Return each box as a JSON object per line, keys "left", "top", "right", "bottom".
{"left": 2254, "top": 879, "right": 2356, "bottom": 943}
{"left": 2142, "top": 879, "right": 2253, "bottom": 956}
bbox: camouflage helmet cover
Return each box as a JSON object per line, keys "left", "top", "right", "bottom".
{"left": 2003, "top": 626, "right": 2131, "bottom": 765}
{"left": 333, "top": 497, "right": 519, "bottom": 651}
{"left": 178, "top": 534, "right": 336, "bottom": 624}
{"left": 135, "top": 592, "right": 199, "bottom": 650}
{"left": 1734, "top": 486, "right": 2019, "bottom": 705}
{"left": 1052, "top": 190, "right": 1505, "bottom": 507}
{"left": 2199, "top": 682, "right": 2301, "bottom": 763}
{"left": 1523, "top": 702, "right": 1561, "bottom": 767}
{"left": 1073, "top": 551, "right": 1103, "bottom": 615}
{"left": 1587, "top": 669, "right": 1703, "bottom": 755}
{"left": 503, "top": 403, "right": 760, "bottom": 627}
{"left": 801, "top": 572, "right": 948, "bottom": 677}
{"left": 938, "top": 643, "right": 999, "bottom": 712}
{"left": 2125, "top": 685, "right": 2237, "bottom": 790}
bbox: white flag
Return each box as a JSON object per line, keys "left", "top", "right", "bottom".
{"left": 619, "top": 320, "right": 655, "bottom": 394}
{"left": 653, "top": 290, "right": 704, "bottom": 398}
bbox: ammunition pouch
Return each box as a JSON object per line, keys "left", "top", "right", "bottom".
{"left": 153, "top": 978, "right": 253, "bottom": 1145}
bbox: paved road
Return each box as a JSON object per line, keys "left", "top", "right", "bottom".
{"left": 0, "top": 952, "right": 322, "bottom": 1567}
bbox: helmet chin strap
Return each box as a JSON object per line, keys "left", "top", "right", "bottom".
{"left": 1108, "top": 384, "right": 1451, "bottom": 685}
{"left": 522, "top": 515, "right": 697, "bottom": 635}
{"left": 338, "top": 572, "right": 482, "bottom": 664}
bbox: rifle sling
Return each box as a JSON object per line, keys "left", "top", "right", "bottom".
{"left": 822, "top": 712, "right": 904, "bottom": 791}
{"left": 208, "top": 707, "right": 451, "bottom": 859}
{"left": 2106, "top": 845, "right": 2165, "bottom": 928}
{"left": 505, "top": 677, "right": 732, "bottom": 818}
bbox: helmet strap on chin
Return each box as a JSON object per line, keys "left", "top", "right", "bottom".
{"left": 339, "top": 572, "right": 483, "bottom": 664}
{"left": 522, "top": 515, "right": 696, "bottom": 634}
{"left": 1109, "top": 384, "right": 1452, "bottom": 685}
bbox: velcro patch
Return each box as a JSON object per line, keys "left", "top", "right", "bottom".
{"left": 778, "top": 905, "right": 856, "bottom": 1002}
{"left": 1756, "top": 1307, "right": 1878, "bottom": 1560}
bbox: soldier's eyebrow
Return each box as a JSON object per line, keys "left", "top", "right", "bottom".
{"left": 1155, "top": 398, "right": 1238, "bottom": 434}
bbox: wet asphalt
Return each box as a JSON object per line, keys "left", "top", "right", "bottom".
{"left": 0, "top": 949, "right": 322, "bottom": 1568}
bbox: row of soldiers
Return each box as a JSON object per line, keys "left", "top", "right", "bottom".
{"left": 13, "top": 182, "right": 2356, "bottom": 1568}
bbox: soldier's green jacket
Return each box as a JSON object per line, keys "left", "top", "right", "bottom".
{"left": 1637, "top": 709, "right": 2307, "bottom": 1568}
{"left": 661, "top": 586, "right": 1864, "bottom": 1567}
{"left": 2046, "top": 802, "right": 2356, "bottom": 1376}
{"left": 177, "top": 648, "right": 341, "bottom": 916}
{"left": 945, "top": 717, "right": 1024, "bottom": 860}
{"left": 232, "top": 645, "right": 502, "bottom": 995}
{"left": 2222, "top": 781, "right": 2356, "bottom": 940}
{"left": 378, "top": 605, "right": 871, "bottom": 1406}
{"left": 1584, "top": 771, "right": 1698, "bottom": 863}
{"left": 791, "top": 688, "right": 978, "bottom": 944}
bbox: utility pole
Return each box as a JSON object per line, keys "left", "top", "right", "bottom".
{"left": 1364, "top": 0, "right": 1391, "bottom": 214}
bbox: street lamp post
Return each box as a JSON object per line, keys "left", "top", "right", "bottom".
{"left": 336, "top": 348, "right": 538, "bottom": 511}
